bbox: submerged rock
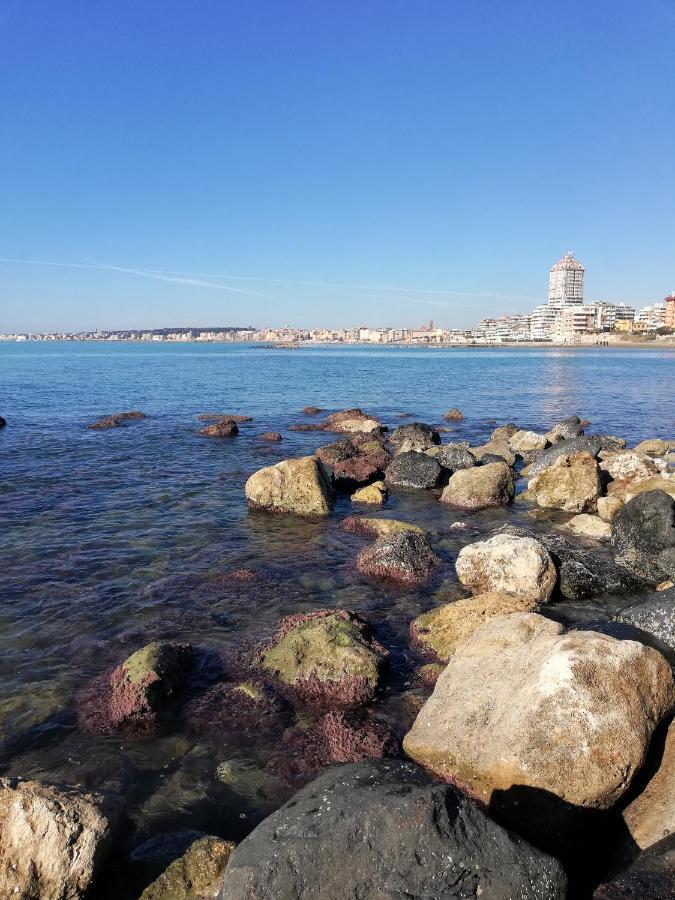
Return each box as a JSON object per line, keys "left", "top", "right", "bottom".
{"left": 341, "top": 515, "right": 423, "bottom": 537}
{"left": 185, "top": 679, "right": 289, "bottom": 737}
{"left": 88, "top": 411, "right": 146, "bottom": 430}
{"left": 611, "top": 490, "right": 675, "bottom": 584}
{"left": 528, "top": 451, "right": 602, "bottom": 512}
{"left": 302, "top": 406, "right": 322, "bottom": 415}
{"left": 256, "top": 610, "right": 388, "bottom": 709}
{"left": 403, "top": 613, "right": 674, "bottom": 822}
{"left": 0, "top": 416, "right": 6, "bottom": 427}
{"left": 411, "top": 592, "right": 540, "bottom": 662}
{"left": 356, "top": 530, "right": 440, "bottom": 586}
{"left": 197, "top": 413, "right": 252, "bottom": 423}
{"left": 440, "top": 461, "right": 515, "bottom": 510}
{"left": 259, "top": 431, "right": 281, "bottom": 442}
{"left": 219, "top": 759, "right": 568, "bottom": 900}
{"left": 0, "top": 778, "right": 114, "bottom": 900}
{"left": 200, "top": 420, "right": 239, "bottom": 437}
{"left": 245, "top": 456, "right": 335, "bottom": 516}
{"left": 384, "top": 451, "right": 442, "bottom": 489}
{"left": 455, "top": 533, "right": 557, "bottom": 602}
{"left": 141, "top": 835, "right": 235, "bottom": 900}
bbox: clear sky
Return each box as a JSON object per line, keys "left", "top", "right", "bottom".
{"left": 1, "top": 0, "right": 674, "bottom": 332}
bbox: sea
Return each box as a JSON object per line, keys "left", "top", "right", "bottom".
{"left": 0, "top": 341, "right": 673, "bottom": 895}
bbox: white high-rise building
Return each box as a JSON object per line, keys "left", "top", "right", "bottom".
{"left": 548, "top": 252, "right": 585, "bottom": 308}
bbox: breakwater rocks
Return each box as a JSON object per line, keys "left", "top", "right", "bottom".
{"left": 7, "top": 406, "right": 675, "bottom": 897}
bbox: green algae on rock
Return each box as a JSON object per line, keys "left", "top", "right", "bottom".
{"left": 140, "top": 835, "right": 235, "bottom": 900}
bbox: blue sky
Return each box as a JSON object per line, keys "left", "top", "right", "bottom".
{"left": 1, "top": 0, "right": 674, "bottom": 331}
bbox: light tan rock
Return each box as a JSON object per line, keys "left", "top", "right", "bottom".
{"left": 634, "top": 439, "right": 675, "bottom": 457}
{"left": 332, "top": 418, "right": 381, "bottom": 434}
{"left": 342, "top": 516, "right": 423, "bottom": 537}
{"left": 563, "top": 514, "right": 612, "bottom": 541}
{"left": 0, "top": 779, "right": 113, "bottom": 900}
{"left": 528, "top": 451, "right": 601, "bottom": 513}
{"left": 140, "top": 835, "right": 235, "bottom": 899}
{"left": 471, "top": 440, "right": 516, "bottom": 466}
{"left": 245, "top": 456, "right": 334, "bottom": 516}
{"left": 403, "top": 613, "right": 675, "bottom": 812}
{"left": 455, "top": 534, "right": 557, "bottom": 602}
{"left": 597, "top": 495, "right": 624, "bottom": 522}
{"left": 440, "top": 462, "right": 515, "bottom": 510}
{"left": 623, "top": 476, "right": 675, "bottom": 503}
{"left": 599, "top": 451, "right": 661, "bottom": 485}
{"left": 657, "top": 580, "right": 675, "bottom": 591}
{"left": 622, "top": 720, "right": 675, "bottom": 851}
{"left": 411, "top": 592, "right": 540, "bottom": 662}
{"left": 491, "top": 424, "right": 518, "bottom": 442}
{"left": 509, "top": 430, "right": 549, "bottom": 453}
{"left": 351, "top": 481, "right": 387, "bottom": 505}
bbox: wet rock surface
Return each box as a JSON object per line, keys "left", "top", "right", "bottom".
{"left": 356, "top": 529, "right": 440, "bottom": 586}
{"left": 219, "top": 759, "right": 568, "bottom": 900}
{"left": 200, "top": 420, "right": 239, "bottom": 437}
{"left": 140, "top": 835, "right": 235, "bottom": 900}
{"left": 245, "top": 456, "right": 335, "bottom": 516}
{"left": 89, "top": 411, "right": 146, "bottom": 429}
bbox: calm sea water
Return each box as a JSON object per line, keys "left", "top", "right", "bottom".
{"left": 0, "top": 342, "right": 673, "bottom": 894}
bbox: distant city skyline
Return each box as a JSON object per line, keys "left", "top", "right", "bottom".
{"left": 2, "top": 1, "right": 674, "bottom": 331}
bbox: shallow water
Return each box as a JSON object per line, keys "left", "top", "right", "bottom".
{"left": 0, "top": 342, "right": 673, "bottom": 894}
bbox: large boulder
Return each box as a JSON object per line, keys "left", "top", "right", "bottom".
{"left": 611, "top": 491, "right": 675, "bottom": 583}
{"left": 411, "top": 592, "right": 540, "bottom": 662}
{"left": 616, "top": 587, "right": 675, "bottom": 651}
{"left": 245, "top": 456, "right": 335, "bottom": 516}
{"left": 509, "top": 430, "right": 549, "bottom": 454}
{"left": 527, "top": 435, "right": 602, "bottom": 477}
{"left": 141, "top": 835, "right": 235, "bottom": 900}
{"left": 257, "top": 610, "right": 388, "bottom": 708}
{"left": 218, "top": 759, "right": 568, "bottom": 900}
{"left": 621, "top": 718, "right": 675, "bottom": 852}
{"left": 622, "top": 475, "right": 675, "bottom": 504}
{"left": 0, "top": 778, "right": 114, "bottom": 899}
{"left": 440, "top": 462, "right": 515, "bottom": 510}
{"left": 455, "top": 534, "right": 557, "bottom": 602}
{"left": 528, "top": 451, "right": 602, "bottom": 513}
{"left": 385, "top": 451, "right": 442, "bottom": 489}
{"left": 403, "top": 613, "right": 674, "bottom": 818}
{"left": 356, "top": 530, "right": 440, "bottom": 586}
{"left": 390, "top": 422, "right": 440, "bottom": 453}
{"left": 593, "top": 833, "right": 675, "bottom": 899}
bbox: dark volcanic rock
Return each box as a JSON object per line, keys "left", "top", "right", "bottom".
{"left": 0, "top": 416, "right": 6, "bottom": 427}
{"left": 219, "top": 759, "right": 568, "bottom": 900}
{"left": 480, "top": 452, "right": 509, "bottom": 465}
{"left": 88, "top": 411, "right": 146, "bottom": 430}
{"left": 200, "top": 420, "right": 239, "bottom": 437}
{"left": 385, "top": 451, "right": 442, "bottom": 489}
{"left": 527, "top": 434, "right": 602, "bottom": 476}
{"left": 435, "top": 445, "right": 476, "bottom": 472}
{"left": 593, "top": 833, "right": 675, "bottom": 899}
{"left": 260, "top": 431, "right": 282, "bottom": 442}
{"left": 356, "top": 530, "right": 440, "bottom": 586}
{"left": 197, "top": 413, "right": 252, "bottom": 423}
{"left": 390, "top": 422, "right": 440, "bottom": 452}
{"left": 332, "top": 456, "right": 380, "bottom": 492}
{"left": 616, "top": 588, "right": 675, "bottom": 651}
{"left": 315, "top": 439, "right": 356, "bottom": 466}
{"left": 611, "top": 491, "right": 675, "bottom": 584}
{"left": 548, "top": 415, "right": 584, "bottom": 442}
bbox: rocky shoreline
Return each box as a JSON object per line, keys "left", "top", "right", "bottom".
{"left": 0, "top": 408, "right": 674, "bottom": 898}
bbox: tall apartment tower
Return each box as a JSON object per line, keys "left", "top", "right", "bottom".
{"left": 548, "top": 252, "right": 585, "bottom": 307}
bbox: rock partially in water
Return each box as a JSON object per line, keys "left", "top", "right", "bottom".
{"left": 200, "top": 420, "right": 239, "bottom": 437}
{"left": 140, "top": 835, "right": 235, "bottom": 900}
{"left": 79, "top": 641, "right": 194, "bottom": 736}
{"left": 245, "top": 456, "right": 335, "bottom": 516}
{"left": 563, "top": 513, "right": 612, "bottom": 541}
{"left": 315, "top": 438, "right": 355, "bottom": 466}
{"left": 332, "top": 455, "right": 380, "bottom": 492}
{"left": 616, "top": 588, "right": 675, "bottom": 651}
{"left": 268, "top": 711, "right": 398, "bottom": 785}
{"left": 356, "top": 530, "right": 440, "bottom": 586}
{"left": 621, "top": 718, "right": 675, "bottom": 852}
{"left": 611, "top": 490, "right": 675, "bottom": 584}
{"left": 403, "top": 613, "right": 674, "bottom": 824}
{"left": 527, "top": 434, "right": 602, "bottom": 476}
{"left": 440, "top": 461, "right": 515, "bottom": 510}
{"left": 88, "top": 411, "right": 146, "bottom": 430}
{"left": 0, "top": 415, "right": 6, "bottom": 427}
{"left": 0, "top": 777, "right": 114, "bottom": 900}
{"left": 351, "top": 480, "right": 387, "bottom": 504}
{"left": 219, "top": 759, "right": 568, "bottom": 900}
{"left": 197, "top": 413, "right": 252, "bottom": 423}
{"left": 443, "top": 407, "right": 464, "bottom": 421}
{"left": 302, "top": 406, "right": 322, "bottom": 415}
{"left": 259, "top": 431, "right": 281, "bottom": 442}
{"left": 491, "top": 422, "right": 518, "bottom": 442}
{"left": 321, "top": 408, "right": 383, "bottom": 434}
{"left": 390, "top": 422, "right": 440, "bottom": 453}
{"left": 342, "top": 515, "right": 423, "bottom": 538}
{"left": 528, "top": 451, "right": 602, "bottom": 513}
{"left": 256, "top": 610, "right": 388, "bottom": 709}
{"left": 593, "top": 833, "right": 675, "bottom": 899}
{"left": 455, "top": 533, "right": 557, "bottom": 602}
{"left": 384, "top": 450, "right": 442, "bottom": 489}
{"left": 634, "top": 438, "right": 675, "bottom": 457}
{"left": 411, "top": 592, "right": 540, "bottom": 662}
{"left": 546, "top": 415, "right": 584, "bottom": 443}
{"left": 185, "top": 679, "right": 290, "bottom": 738}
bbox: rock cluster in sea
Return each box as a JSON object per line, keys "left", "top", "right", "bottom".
{"left": 6, "top": 406, "right": 675, "bottom": 898}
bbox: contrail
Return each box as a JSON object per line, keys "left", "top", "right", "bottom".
{"left": 0, "top": 257, "right": 273, "bottom": 299}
